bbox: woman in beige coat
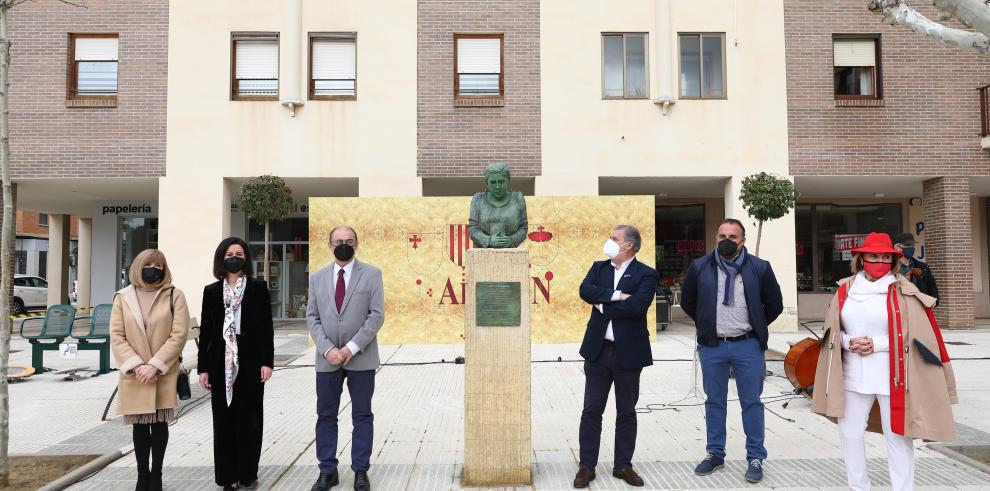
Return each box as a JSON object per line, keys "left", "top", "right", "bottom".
{"left": 109, "top": 249, "right": 190, "bottom": 491}
{"left": 811, "top": 232, "right": 957, "bottom": 491}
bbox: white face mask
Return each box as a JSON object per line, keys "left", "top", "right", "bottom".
{"left": 603, "top": 239, "right": 626, "bottom": 260}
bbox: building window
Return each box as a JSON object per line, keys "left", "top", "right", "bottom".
{"left": 14, "top": 251, "right": 26, "bottom": 275}
{"left": 67, "top": 34, "right": 118, "bottom": 105}
{"left": 231, "top": 33, "right": 279, "bottom": 100}
{"left": 678, "top": 33, "right": 725, "bottom": 99}
{"left": 795, "top": 203, "right": 902, "bottom": 293}
{"left": 833, "top": 37, "right": 881, "bottom": 99}
{"left": 310, "top": 34, "right": 356, "bottom": 100}
{"left": 602, "top": 33, "right": 648, "bottom": 99}
{"left": 38, "top": 213, "right": 48, "bottom": 227}
{"left": 454, "top": 34, "right": 503, "bottom": 102}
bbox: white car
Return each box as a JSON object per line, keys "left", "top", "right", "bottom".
{"left": 13, "top": 275, "right": 47, "bottom": 315}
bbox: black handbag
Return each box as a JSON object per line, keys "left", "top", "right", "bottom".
{"left": 176, "top": 358, "right": 192, "bottom": 400}
{"left": 169, "top": 289, "right": 192, "bottom": 401}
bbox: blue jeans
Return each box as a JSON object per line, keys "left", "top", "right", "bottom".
{"left": 698, "top": 337, "right": 767, "bottom": 460}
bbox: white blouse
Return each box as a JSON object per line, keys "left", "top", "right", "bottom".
{"left": 839, "top": 271, "right": 894, "bottom": 395}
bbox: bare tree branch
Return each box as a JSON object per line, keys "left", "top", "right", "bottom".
{"left": 932, "top": 0, "right": 990, "bottom": 34}
{"left": 869, "top": 0, "right": 990, "bottom": 54}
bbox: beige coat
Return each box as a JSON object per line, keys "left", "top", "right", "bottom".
{"left": 810, "top": 274, "right": 958, "bottom": 442}
{"left": 109, "top": 284, "right": 191, "bottom": 415}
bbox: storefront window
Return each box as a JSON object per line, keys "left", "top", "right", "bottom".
{"left": 248, "top": 217, "right": 309, "bottom": 319}
{"left": 118, "top": 217, "right": 158, "bottom": 289}
{"left": 655, "top": 205, "right": 706, "bottom": 286}
{"left": 794, "top": 203, "right": 901, "bottom": 293}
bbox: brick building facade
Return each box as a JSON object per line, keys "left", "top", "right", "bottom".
{"left": 784, "top": 0, "right": 990, "bottom": 328}
{"left": 416, "top": 0, "right": 541, "bottom": 178}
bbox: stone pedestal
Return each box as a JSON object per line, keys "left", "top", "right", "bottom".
{"left": 462, "top": 248, "right": 532, "bottom": 486}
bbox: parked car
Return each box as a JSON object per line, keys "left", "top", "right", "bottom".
{"left": 13, "top": 275, "right": 48, "bottom": 315}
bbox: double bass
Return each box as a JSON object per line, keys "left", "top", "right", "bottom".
{"left": 783, "top": 323, "right": 823, "bottom": 398}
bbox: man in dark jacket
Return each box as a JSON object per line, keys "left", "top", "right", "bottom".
{"left": 680, "top": 219, "right": 783, "bottom": 484}
{"left": 574, "top": 224, "right": 659, "bottom": 489}
{"left": 892, "top": 232, "right": 939, "bottom": 301}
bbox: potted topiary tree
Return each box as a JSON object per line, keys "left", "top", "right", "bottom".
{"left": 739, "top": 172, "right": 799, "bottom": 256}
{"left": 238, "top": 175, "right": 295, "bottom": 282}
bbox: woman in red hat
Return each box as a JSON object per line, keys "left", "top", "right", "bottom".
{"left": 811, "top": 232, "right": 957, "bottom": 491}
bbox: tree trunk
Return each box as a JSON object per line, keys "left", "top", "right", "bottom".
{"left": 263, "top": 220, "right": 270, "bottom": 283}
{"left": 0, "top": 2, "right": 12, "bottom": 485}
{"left": 869, "top": 0, "right": 990, "bottom": 54}
{"left": 755, "top": 220, "right": 764, "bottom": 257}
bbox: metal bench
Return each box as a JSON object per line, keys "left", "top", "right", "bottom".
{"left": 71, "top": 304, "right": 113, "bottom": 374}
{"left": 19, "top": 304, "right": 75, "bottom": 373}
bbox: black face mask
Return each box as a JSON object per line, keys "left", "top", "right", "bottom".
{"left": 142, "top": 266, "right": 164, "bottom": 285}
{"left": 224, "top": 256, "right": 246, "bottom": 274}
{"left": 717, "top": 239, "right": 739, "bottom": 258}
{"left": 333, "top": 243, "right": 355, "bottom": 262}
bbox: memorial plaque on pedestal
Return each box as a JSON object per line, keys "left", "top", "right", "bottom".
{"left": 476, "top": 282, "right": 521, "bottom": 326}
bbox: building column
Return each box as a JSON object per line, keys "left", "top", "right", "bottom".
{"left": 359, "top": 176, "right": 422, "bottom": 197}
{"left": 923, "top": 177, "right": 974, "bottom": 328}
{"left": 158, "top": 176, "right": 229, "bottom": 323}
{"left": 46, "top": 214, "right": 70, "bottom": 305}
{"left": 534, "top": 176, "right": 598, "bottom": 196}
{"left": 76, "top": 218, "right": 92, "bottom": 309}
{"left": 724, "top": 176, "right": 799, "bottom": 331}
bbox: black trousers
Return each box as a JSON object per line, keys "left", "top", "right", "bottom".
{"left": 578, "top": 342, "right": 643, "bottom": 469}
{"left": 210, "top": 362, "right": 265, "bottom": 486}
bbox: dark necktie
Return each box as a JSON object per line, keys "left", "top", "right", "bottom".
{"left": 335, "top": 269, "right": 346, "bottom": 312}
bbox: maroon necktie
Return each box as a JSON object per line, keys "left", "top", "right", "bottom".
{"left": 335, "top": 269, "right": 346, "bottom": 312}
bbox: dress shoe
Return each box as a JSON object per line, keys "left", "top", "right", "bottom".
{"left": 573, "top": 466, "right": 596, "bottom": 488}
{"left": 311, "top": 473, "right": 339, "bottom": 491}
{"left": 240, "top": 479, "right": 259, "bottom": 488}
{"left": 354, "top": 470, "right": 371, "bottom": 491}
{"left": 612, "top": 467, "right": 644, "bottom": 487}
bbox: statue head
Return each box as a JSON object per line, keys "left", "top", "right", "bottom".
{"left": 484, "top": 162, "right": 511, "bottom": 201}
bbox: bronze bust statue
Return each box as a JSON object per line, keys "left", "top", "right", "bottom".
{"left": 468, "top": 162, "right": 528, "bottom": 248}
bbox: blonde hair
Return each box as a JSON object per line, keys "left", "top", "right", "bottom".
{"left": 128, "top": 249, "right": 173, "bottom": 288}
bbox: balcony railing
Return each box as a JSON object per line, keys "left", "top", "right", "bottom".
{"left": 980, "top": 84, "right": 990, "bottom": 138}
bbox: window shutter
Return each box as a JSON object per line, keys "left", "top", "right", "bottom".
{"left": 457, "top": 38, "right": 500, "bottom": 74}
{"left": 312, "top": 38, "right": 355, "bottom": 80}
{"left": 833, "top": 39, "right": 876, "bottom": 67}
{"left": 236, "top": 39, "right": 279, "bottom": 79}
{"left": 75, "top": 37, "right": 118, "bottom": 61}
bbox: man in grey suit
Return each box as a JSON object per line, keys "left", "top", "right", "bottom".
{"left": 307, "top": 226, "right": 385, "bottom": 491}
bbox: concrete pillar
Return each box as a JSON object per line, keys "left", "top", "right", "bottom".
{"left": 76, "top": 218, "right": 92, "bottom": 309}
{"left": 46, "top": 214, "right": 70, "bottom": 305}
{"left": 158, "top": 176, "right": 228, "bottom": 324}
{"left": 923, "top": 177, "right": 974, "bottom": 328}
{"left": 359, "top": 176, "right": 422, "bottom": 197}
{"left": 534, "top": 176, "right": 598, "bottom": 196}
{"left": 724, "top": 176, "right": 799, "bottom": 331}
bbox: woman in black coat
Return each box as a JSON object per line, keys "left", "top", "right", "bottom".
{"left": 198, "top": 237, "right": 275, "bottom": 490}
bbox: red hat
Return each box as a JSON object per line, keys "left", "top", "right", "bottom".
{"left": 851, "top": 232, "right": 903, "bottom": 259}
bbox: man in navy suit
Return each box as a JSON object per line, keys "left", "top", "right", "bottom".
{"left": 574, "top": 225, "right": 659, "bottom": 489}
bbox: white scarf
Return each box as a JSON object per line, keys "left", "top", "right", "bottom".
{"left": 847, "top": 270, "right": 895, "bottom": 303}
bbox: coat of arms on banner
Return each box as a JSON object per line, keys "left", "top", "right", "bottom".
{"left": 405, "top": 228, "right": 445, "bottom": 276}
{"left": 527, "top": 224, "right": 558, "bottom": 266}
{"left": 447, "top": 224, "right": 472, "bottom": 268}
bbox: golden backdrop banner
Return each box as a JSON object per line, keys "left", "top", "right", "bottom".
{"left": 309, "top": 196, "right": 656, "bottom": 344}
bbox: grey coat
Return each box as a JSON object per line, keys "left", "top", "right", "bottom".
{"left": 306, "top": 260, "right": 385, "bottom": 372}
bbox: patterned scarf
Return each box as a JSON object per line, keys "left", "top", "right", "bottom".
{"left": 715, "top": 247, "right": 746, "bottom": 306}
{"left": 222, "top": 276, "right": 246, "bottom": 406}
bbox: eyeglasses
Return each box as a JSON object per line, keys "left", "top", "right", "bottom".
{"left": 330, "top": 240, "right": 356, "bottom": 247}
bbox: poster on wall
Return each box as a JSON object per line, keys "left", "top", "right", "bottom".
{"left": 309, "top": 196, "right": 656, "bottom": 344}
{"left": 833, "top": 233, "right": 868, "bottom": 261}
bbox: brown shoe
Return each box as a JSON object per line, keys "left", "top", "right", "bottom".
{"left": 573, "top": 466, "right": 596, "bottom": 488}
{"left": 612, "top": 467, "right": 645, "bottom": 487}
